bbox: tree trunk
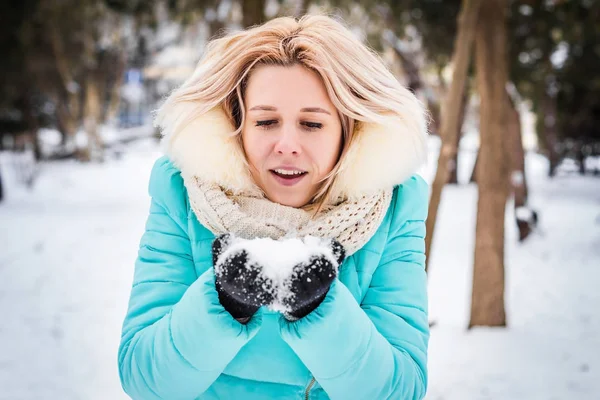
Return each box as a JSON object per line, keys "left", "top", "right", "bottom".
{"left": 55, "top": 94, "right": 79, "bottom": 148}
{"left": 208, "top": 18, "right": 226, "bottom": 39}
{"left": 382, "top": 8, "right": 424, "bottom": 95}
{"left": 539, "top": 89, "right": 560, "bottom": 177}
{"left": 0, "top": 164, "right": 4, "bottom": 202}
{"left": 469, "top": 151, "right": 478, "bottom": 183}
{"left": 422, "top": 65, "right": 447, "bottom": 137}
{"left": 446, "top": 130, "right": 460, "bottom": 184}
{"left": 393, "top": 46, "right": 423, "bottom": 93}
{"left": 21, "top": 90, "right": 42, "bottom": 161}
{"left": 448, "top": 88, "right": 470, "bottom": 184}
{"left": 48, "top": 17, "right": 80, "bottom": 148}
{"left": 22, "top": 48, "right": 42, "bottom": 161}
{"left": 207, "top": 4, "right": 228, "bottom": 40}
{"left": 427, "top": 97, "right": 441, "bottom": 136}
{"left": 242, "top": 0, "right": 266, "bottom": 28}
{"left": 103, "top": 51, "right": 127, "bottom": 124}
{"left": 83, "top": 75, "right": 104, "bottom": 162}
{"left": 425, "top": 0, "right": 481, "bottom": 273}
{"left": 506, "top": 89, "right": 531, "bottom": 241}
{"left": 469, "top": 0, "right": 509, "bottom": 328}
{"left": 577, "top": 149, "right": 586, "bottom": 175}
{"left": 80, "top": 19, "right": 104, "bottom": 163}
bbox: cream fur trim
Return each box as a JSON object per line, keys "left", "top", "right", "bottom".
{"left": 159, "top": 103, "right": 261, "bottom": 196}
{"left": 158, "top": 102, "right": 427, "bottom": 199}
{"left": 333, "top": 116, "right": 428, "bottom": 200}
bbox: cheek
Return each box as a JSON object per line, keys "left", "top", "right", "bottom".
{"left": 242, "top": 131, "right": 269, "bottom": 169}
{"left": 316, "top": 134, "right": 342, "bottom": 173}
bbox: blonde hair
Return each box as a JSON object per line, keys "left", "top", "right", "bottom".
{"left": 156, "top": 14, "right": 427, "bottom": 211}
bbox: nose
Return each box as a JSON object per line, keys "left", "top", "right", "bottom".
{"left": 273, "top": 125, "right": 301, "bottom": 156}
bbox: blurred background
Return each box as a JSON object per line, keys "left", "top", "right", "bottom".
{"left": 0, "top": 0, "right": 599, "bottom": 399}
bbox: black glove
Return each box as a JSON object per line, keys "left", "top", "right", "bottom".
{"left": 212, "top": 234, "right": 275, "bottom": 322}
{"left": 282, "top": 239, "right": 346, "bottom": 320}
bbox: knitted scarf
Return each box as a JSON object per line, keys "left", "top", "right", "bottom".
{"left": 183, "top": 174, "right": 393, "bottom": 256}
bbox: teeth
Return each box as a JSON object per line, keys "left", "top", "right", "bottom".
{"left": 274, "top": 169, "right": 305, "bottom": 176}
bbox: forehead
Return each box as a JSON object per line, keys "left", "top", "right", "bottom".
{"left": 244, "top": 64, "right": 335, "bottom": 110}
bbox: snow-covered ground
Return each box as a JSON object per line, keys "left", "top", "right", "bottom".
{"left": 0, "top": 136, "right": 598, "bottom": 400}
{"left": 423, "top": 142, "right": 600, "bottom": 400}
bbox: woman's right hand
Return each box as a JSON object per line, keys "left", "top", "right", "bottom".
{"left": 212, "top": 234, "right": 275, "bottom": 322}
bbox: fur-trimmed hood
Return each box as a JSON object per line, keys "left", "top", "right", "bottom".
{"left": 158, "top": 102, "right": 428, "bottom": 201}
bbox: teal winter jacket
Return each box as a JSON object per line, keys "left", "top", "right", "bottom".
{"left": 118, "top": 156, "right": 430, "bottom": 400}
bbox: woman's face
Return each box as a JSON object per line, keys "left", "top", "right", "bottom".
{"left": 241, "top": 64, "right": 343, "bottom": 208}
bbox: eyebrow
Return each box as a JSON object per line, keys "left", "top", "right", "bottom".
{"left": 301, "top": 107, "right": 331, "bottom": 115}
{"left": 248, "top": 105, "right": 331, "bottom": 115}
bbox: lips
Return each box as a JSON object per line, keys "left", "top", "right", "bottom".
{"left": 269, "top": 169, "right": 307, "bottom": 186}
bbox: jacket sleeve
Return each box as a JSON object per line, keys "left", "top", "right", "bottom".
{"left": 280, "top": 175, "right": 429, "bottom": 400}
{"left": 118, "top": 157, "right": 263, "bottom": 400}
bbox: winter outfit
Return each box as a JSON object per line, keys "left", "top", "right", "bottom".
{"left": 118, "top": 104, "right": 430, "bottom": 399}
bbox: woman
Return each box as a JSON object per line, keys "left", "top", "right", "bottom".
{"left": 118, "top": 14, "right": 430, "bottom": 400}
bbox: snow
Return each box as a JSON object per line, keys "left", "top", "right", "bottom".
{"left": 515, "top": 205, "right": 534, "bottom": 221}
{"left": 217, "top": 235, "right": 339, "bottom": 313}
{"left": 1, "top": 134, "right": 599, "bottom": 399}
{"left": 0, "top": 140, "right": 160, "bottom": 400}
{"left": 423, "top": 145, "right": 600, "bottom": 400}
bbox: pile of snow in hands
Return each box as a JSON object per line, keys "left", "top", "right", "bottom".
{"left": 215, "top": 235, "right": 341, "bottom": 313}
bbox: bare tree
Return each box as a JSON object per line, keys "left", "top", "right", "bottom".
{"left": 46, "top": 11, "right": 81, "bottom": 148}
{"left": 448, "top": 87, "right": 470, "bottom": 184}
{"left": 469, "top": 151, "right": 478, "bottom": 183}
{"left": 540, "top": 85, "right": 560, "bottom": 177}
{"left": 505, "top": 87, "right": 531, "bottom": 241}
{"left": 469, "top": 0, "right": 509, "bottom": 328}
{"left": 37, "top": 0, "right": 129, "bottom": 161}
{"left": 425, "top": 0, "right": 481, "bottom": 273}
{"left": 0, "top": 165, "right": 3, "bottom": 203}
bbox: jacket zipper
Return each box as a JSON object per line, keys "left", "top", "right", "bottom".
{"left": 304, "top": 377, "right": 316, "bottom": 400}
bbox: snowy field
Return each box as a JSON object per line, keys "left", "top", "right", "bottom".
{"left": 0, "top": 136, "right": 598, "bottom": 400}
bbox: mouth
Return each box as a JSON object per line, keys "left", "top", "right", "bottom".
{"left": 269, "top": 168, "right": 308, "bottom": 187}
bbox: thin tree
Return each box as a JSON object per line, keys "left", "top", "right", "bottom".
{"left": 0, "top": 165, "right": 3, "bottom": 202}
{"left": 505, "top": 87, "right": 531, "bottom": 241}
{"left": 425, "top": 0, "right": 481, "bottom": 273}
{"left": 469, "top": 0, "right": 509, "bottom": 328}
{"left": 469, "top": 151, "right": 478, "bottom": 183}
{"left": 447, "top": 86, "right": 470, "bottom": 184}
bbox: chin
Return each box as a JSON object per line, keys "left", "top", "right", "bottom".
{"left": 268, "top": 192, "right": 310, "bottom": 208}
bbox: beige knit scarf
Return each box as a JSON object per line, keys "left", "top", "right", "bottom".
{"left": 183, "top": 175, "right": 393, "bottom": 256}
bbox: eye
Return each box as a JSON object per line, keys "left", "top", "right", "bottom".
{"left": 301, "top": 122, "right": 323, "bottom": 131}
{"left": 255, "top": 120, "right": 278, "bottom": 129}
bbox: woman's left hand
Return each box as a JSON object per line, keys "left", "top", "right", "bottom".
{"left": 283, "top": 239, "right": 346, "bottom": 320}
